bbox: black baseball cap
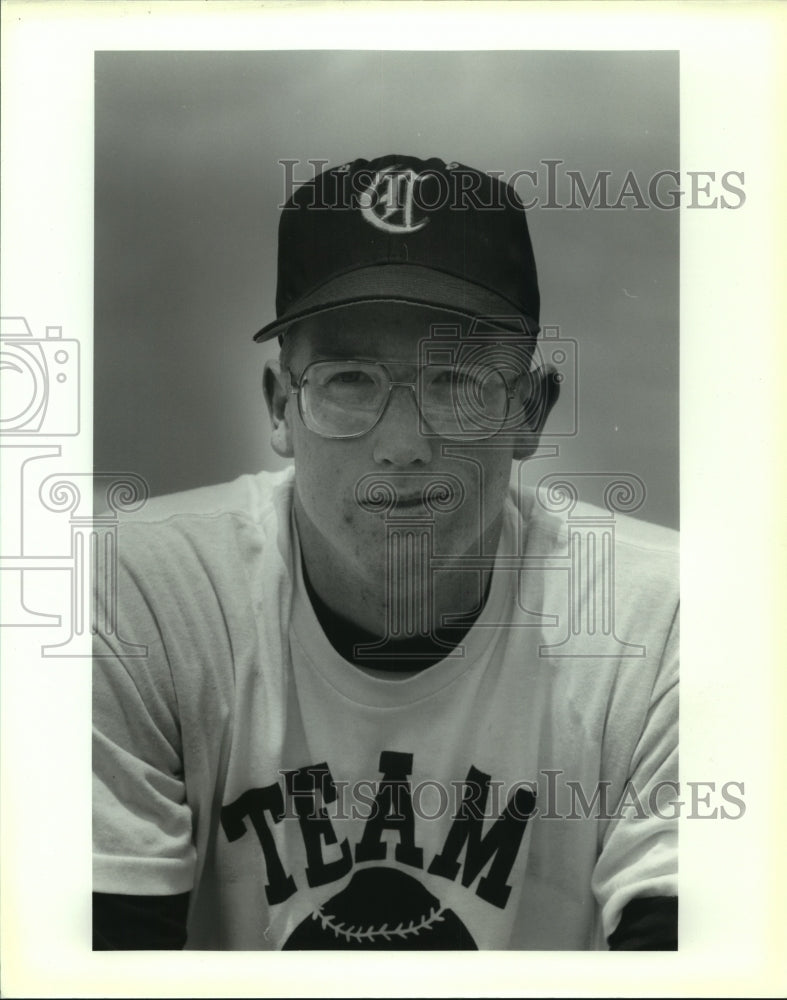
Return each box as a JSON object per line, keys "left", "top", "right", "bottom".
{"left": 254, "top": 154, "right": 540, "bottom": 342}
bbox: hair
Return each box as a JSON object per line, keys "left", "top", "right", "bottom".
{"left": 277, "top": 323, "right": 300, "bottom": 372}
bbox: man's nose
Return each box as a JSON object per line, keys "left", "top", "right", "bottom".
{"left": 371, "top": 383, "right": 433, "bottom": 466}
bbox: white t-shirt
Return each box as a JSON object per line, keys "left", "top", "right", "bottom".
{"left": 93, "top": 466, "right": 679, "bottom": 950}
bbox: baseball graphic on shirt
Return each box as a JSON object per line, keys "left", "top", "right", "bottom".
{"left": 282, "top": 867, "right": 477, "bottom": 950}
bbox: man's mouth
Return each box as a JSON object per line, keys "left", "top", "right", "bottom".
{"left": 354, "top": 475, "right": 461, "bottom": 515}
{"left": 358, "top": 493, "right": 427, "bottom": 512}
{"left": 392, "top": 494, "right": 428, "bottom": 508}
{"left": 359, "top": 490, "right": 456, "bottom": 513}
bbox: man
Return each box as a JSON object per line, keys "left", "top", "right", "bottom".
{"left": 93, "top": 154, "right": 679, "bottom": 950}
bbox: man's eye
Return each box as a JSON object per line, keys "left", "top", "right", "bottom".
{"left": 432, "top": 369, "right": 463, "bottom": 385}
{"left": 431, "top": 369, "right": 479, "bottom": 388}
{"left": 328, "top": 370, "right": 373, "bottom": 385}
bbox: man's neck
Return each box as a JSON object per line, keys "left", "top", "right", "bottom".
{"left": 300, "top": 558, "right": 491, "bottom": 671}
{"left": 293, "top": 500, "right": 502, "bottom": 645}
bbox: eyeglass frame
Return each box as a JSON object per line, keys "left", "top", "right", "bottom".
{"left": 284, "top": 358, "right": 530, "bottom": 441}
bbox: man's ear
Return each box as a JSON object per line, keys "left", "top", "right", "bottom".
{"left": 262, "top": 360, "right": 294, "bottom": 459}
{"left": 512, "top": 365, "right": 561, "bottom": 461}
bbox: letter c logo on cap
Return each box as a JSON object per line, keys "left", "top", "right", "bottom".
{"left": 358, "top": 167, "right": 428, "bottom": 234}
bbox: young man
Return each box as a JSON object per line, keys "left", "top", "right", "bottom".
{"left": 93, "top": 155, "right": 679, "bottom": 950}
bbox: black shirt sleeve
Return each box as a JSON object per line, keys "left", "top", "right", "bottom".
{"left": 92, "top": 891, "right": 190, "bottom": 950}
{"left": 607, "top": 895, "right": 678, "bottom": 951}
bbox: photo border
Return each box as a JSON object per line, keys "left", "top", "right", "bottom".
{"left": 2, "top": 2, "right": 785, "bottom": 997}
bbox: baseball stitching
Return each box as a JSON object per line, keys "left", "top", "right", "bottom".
{"left": 313, "top": 904, "right": 447, "bottom": 943}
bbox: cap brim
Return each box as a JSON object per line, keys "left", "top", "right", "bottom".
{"left": 253, "top": 264, "right": 539, "bottom": 342}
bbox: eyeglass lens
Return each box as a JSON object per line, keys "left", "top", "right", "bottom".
{"left": 299, "top": 361, "right": 512, "bottom": 440}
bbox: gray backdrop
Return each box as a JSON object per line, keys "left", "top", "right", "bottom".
{"left": 94, "top": 50, "right": 678, "bottom": 528}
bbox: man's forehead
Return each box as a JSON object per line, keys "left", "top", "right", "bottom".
{"left": 280, "top": 303, "right": 534, "bottom": 365}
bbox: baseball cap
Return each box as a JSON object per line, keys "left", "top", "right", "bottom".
{"left": 253, "top": 154, "right": 540, "bottom": 343}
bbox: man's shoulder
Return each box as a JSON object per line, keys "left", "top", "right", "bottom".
{"left": 110, "top": 466, "right": 296, "bottom": 583}
{"left": 508, "top": 481, "right": 679, "bottom": 580}
{"left": 115, "top": 466, "right": 295, "bottom": 529}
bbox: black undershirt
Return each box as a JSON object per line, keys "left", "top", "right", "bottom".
{"left": 92, "top": 892, "right": 677, "bottom": 950}
{"left": 300, "top": 555, "right": 490, "bottom": 672}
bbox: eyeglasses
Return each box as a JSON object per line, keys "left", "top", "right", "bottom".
{"left": 287, "top": 359, "right": 526, "bottom": 441}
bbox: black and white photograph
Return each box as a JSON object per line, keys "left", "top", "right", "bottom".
{"left": 1, "top": 2, "right": 785, "bottom": 996}
{"left": 91, "top": 49, "right": 680, "bottom": 954}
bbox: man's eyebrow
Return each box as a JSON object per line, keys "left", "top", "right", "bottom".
{"left": 302, "top": 352, "right": 417, "bottom": 364}
{"left": 307, "top": 350, "right": 370, "bottom": 360}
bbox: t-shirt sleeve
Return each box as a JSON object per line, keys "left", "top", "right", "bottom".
{"left": 591, "top": 603, "right": 680, "bottom": 943}
{"left": 93, "top": 550, "right": 197, "bottom": 897}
